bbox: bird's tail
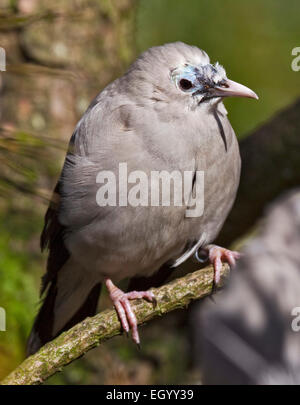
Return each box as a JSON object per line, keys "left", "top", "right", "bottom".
{"left": 27, "top": 261, "right": 101, "bottom": 356}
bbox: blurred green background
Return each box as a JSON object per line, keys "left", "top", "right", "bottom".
{"left": 0, "top": 0, "right": 299, "bottom": 384}
{"left": 138, "top": 0, "right": 300, "bottom": 135}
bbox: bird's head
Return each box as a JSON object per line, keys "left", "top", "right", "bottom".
{"left": 171, "top": 61, "right": 258, "bottom": 105}
{"left": 126, "top": 42, "right": 258, "bottom": 110}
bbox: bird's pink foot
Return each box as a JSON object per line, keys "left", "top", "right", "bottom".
{"left": 105, "top": 278, "right": 156, "bottom": 345}
{"left": 199, "top": 244, "right": 241, "bottom": 285}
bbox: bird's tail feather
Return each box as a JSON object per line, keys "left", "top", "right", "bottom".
{"left": 27, "top": 263, "right": 101, "bottom": 356}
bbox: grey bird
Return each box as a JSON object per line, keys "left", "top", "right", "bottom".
{"left": 27, "top": 42, "right": 258, "bottom": 355}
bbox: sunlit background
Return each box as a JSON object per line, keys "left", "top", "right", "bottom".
{"left": 0, "top": 0, "right": 299, "bottom": 384}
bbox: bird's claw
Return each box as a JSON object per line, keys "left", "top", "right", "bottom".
{"left": 197, "top": 244, "right": 240, "bottom": 286}
{"left": 105, "top": 279, "right": 156, "bottom": 345}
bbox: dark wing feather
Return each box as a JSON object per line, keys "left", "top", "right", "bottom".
{"left": 40, "top": 181, "right": 69, "bottom": 296}
{"left": 27, "top": 181, "right": 102, "bottom": 355}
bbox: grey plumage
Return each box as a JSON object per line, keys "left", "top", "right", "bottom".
{"left": 27, "top": 42, "right": 250, "bottom": 354}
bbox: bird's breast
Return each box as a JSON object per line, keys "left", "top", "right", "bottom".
{"left": 183, "top": 107, "right": 241, "bottom": 245}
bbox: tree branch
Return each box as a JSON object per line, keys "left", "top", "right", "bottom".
{"left": 1, "top": 263, "right": 229, "bottom": 385}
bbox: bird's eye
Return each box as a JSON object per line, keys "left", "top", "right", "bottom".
{"left": 179, "top": 79, "right": 193, "bottom": 91}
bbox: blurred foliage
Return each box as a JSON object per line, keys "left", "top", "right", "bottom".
{"left": 0, "top": 0, "right": 299, "bottom": 384}
{"left": 0, "top": 211, "right": 42, "bottom": 374}
{"left": 0, "top": 127, "right": 64, "bottom": 199}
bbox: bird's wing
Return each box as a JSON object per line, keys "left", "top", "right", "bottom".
{"left": 27, "top": 97, "right": 109, "bottom": 355}
{"left": 39, "top": 92, "right": 100, "bottom": 292}
{"left": 40, "top": 181, "right": 69, "bottom": 295}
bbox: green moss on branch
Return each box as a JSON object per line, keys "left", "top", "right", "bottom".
{"left": 1, "top": 263, "right": 229, "bottom": 385}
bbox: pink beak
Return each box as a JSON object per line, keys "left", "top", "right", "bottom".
{"left": 213, "top": 78, "right": 259, "bottom": 100}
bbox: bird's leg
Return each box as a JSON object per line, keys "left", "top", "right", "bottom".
{"left": 105, "top": 278, "right": 156, "bottom": 345}
{"left": 196, "top": 244, "right": 241, "bottom": 285}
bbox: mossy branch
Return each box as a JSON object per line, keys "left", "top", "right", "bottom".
{"left": 1, "top": 263, "right": 229, "bottom": 385}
